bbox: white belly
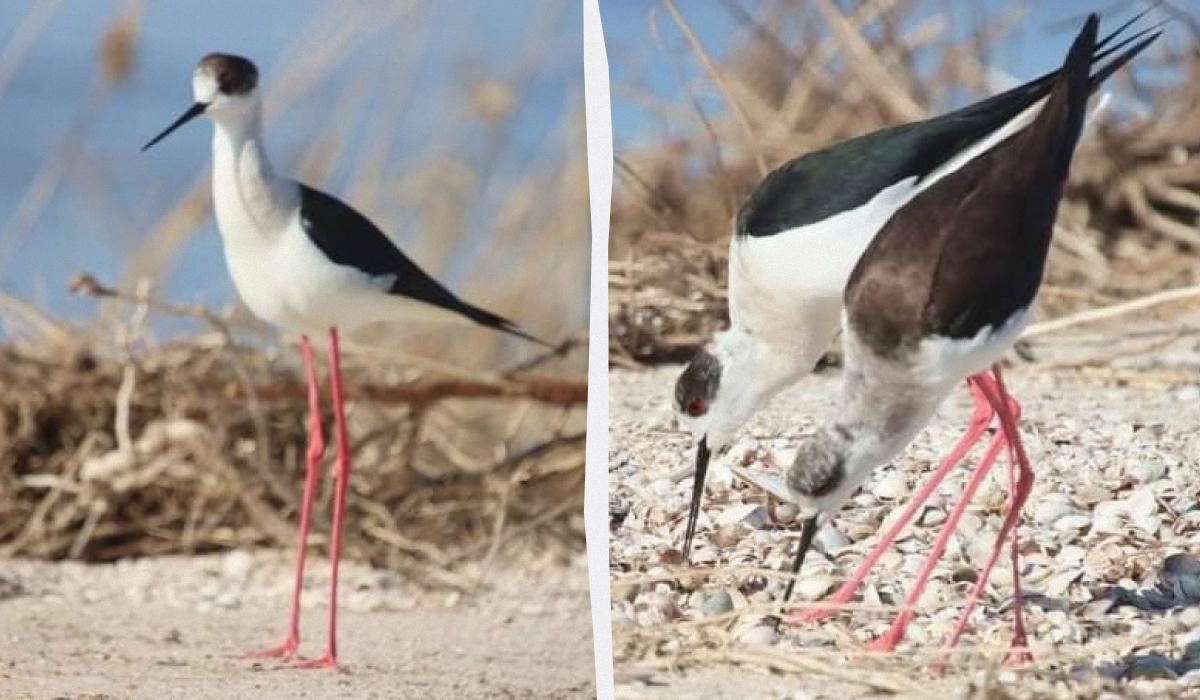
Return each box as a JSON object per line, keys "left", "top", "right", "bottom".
{"left": 221, "top": 224, "right": 379, "bottom": 333}
{"left": 218, "top": 214, "right": 471, "bottom": 335}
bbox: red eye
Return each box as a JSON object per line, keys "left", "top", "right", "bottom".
{"left": 686, "top": 398, "right": 707, "bottom": 417}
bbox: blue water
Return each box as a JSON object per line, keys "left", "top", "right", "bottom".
{"left": 0, "top": 0, "right": 583, "bottom": 335}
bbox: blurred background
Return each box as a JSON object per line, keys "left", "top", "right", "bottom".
{"left": 604, "top": 0, "right": 1200, "bottom": 364}
{"left": 0, "top": 0, "right": 588, "bottom": 365}
{"left": 0, "top": 0, "right": 589, "bottom": 582}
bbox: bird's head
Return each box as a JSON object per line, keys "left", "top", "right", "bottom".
{"left": 143, "top": 53, "right": 260, "bottom": 151}
{"left": 675, "top": 329, "right": 800, "bottom": 451}
{"left": 673, "top": 343, "right": 723, "bottom": 446}
{"left": 673, "top": 329, "right": 799, "bottom": 560}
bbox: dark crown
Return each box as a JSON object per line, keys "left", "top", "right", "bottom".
{"left": 197, "top": 53, "right": 258, "bottom": 95}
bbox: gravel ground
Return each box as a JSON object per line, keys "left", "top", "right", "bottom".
{"left": 0, "top": 550, "right": 594, "bottom": 699}
{"left": 609, "top": 351, "right": 1200, "bottom": 698}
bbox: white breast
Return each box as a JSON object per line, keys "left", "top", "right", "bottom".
{"left": 728, "top": 175, "right": 915, "bottom": 353}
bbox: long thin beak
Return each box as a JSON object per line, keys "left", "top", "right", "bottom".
{"left": 142, "top": 102, "right": 206, "bottom": 151}
{"left": 681, "top": 436, "right": 710, "bottom": 562}
{"left": 782, "top": 514, "right": 820, "bottom": 603}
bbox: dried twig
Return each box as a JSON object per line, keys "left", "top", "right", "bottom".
{"left": 1023, "top": 284, "right": 1200, "bottom": 339}
{"left": 662, "top": 0, "right": 767, "bottom": 176}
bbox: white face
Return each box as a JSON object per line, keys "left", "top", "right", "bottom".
{"left": 675, "top": 328, "right": 812, "bottom": 451}
{"left": 191, "top": 69, "right": 257, "bottom": 121}
{"left": 191, "top": 70, "right": 219, "bottom": 104}
{"left": 673, "top": 333, "right": 744, "bottom": 450}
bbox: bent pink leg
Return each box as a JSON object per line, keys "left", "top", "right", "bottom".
{"left": 866, "top": 427, "right": 1007, "bottom": 651}
{"left": 973, "top": 372, "right": 1027, "bottom": 656}
{"left": 791, "top": 378, "right": 994, "bottom": 625}
{"left": 292, "top": 328, "right": 350, "bottom": 670}
{"left": 243, "top": 335, "right": 325, "bottom": 660}
{"left": 993, "top": 366, "right": 1033, "bottom": 665}
{"left": 940, "top": 365, "right": 1034, "bottom": 664}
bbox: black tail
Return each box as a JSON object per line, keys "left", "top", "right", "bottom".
{"left": 455, "top": 299, "right": 552, "bottom": 347}
{"left": 961, "top": 9, "right": 1160, "bottom": 120}
{"left": 1085, "top": 17, "right": 1161, "bottom": 94}
{"left": 1023, "top": 14, "right": 1098, "bottom": 173}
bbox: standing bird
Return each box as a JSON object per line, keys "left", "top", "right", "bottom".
{"left": 672, "top": 12, "right": 1158, "bottom": 573}
{"left": 745, "top": 14, "right": 1157, "bottom": 658}
{"left": 142, "top": 54, "right": 545, "bottom": 669}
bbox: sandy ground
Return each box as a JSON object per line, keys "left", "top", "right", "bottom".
{"left": 609, "top": 347, "right": 1200, "bottom": 698}
{"left": 0, "top": 551, "right": 594, "bottom": 699}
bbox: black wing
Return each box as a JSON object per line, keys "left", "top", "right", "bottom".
{"left": 297, "top": 184, "right": 545, "bottom": 345}
{"left": 844, "top": 16, "right": 1154, "bottom": 355}
{"left": 736, "top": 12, "right": 1159, "bottom": 239}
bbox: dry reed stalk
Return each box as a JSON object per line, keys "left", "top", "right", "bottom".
{"left": 662, "top": 0, "right": 768, "bottom": 177}
{"left": 0, "top": 0, "right": 63, "bottom": 102}
{"left": 0, "top": 2, "right": 142, "bottom": 276}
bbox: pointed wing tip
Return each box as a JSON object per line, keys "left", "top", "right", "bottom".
{"left": 498, "top": 320, "right": 554, "bottom": 348}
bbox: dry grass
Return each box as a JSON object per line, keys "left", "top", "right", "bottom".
{"left": 609, "top": 0, "right": 1200, "bottom": 365}
{"left": 0, "top": 0, "right": 589, "bottom": 586}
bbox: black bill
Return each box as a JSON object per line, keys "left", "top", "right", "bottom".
{"left": 142, "top": 102, "right": 207, "bottom": 151}
{"left": 680, "top": 436, "right": 710, "bottom": 562}
{"left": 782, "top": 514, "right": 819, "bottom": 603}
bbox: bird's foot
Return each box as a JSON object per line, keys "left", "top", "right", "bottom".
{"left": 288, "top": 653, "right": 343, "bottom": 671}
{"left": 787, "top": 600, "right": 843, "bottom": 625}
{"left": 239, "top": 636, "right": 299, "bottom": 660}
{"left": 1003, "top": 636, "right": 1034, "bottom": 667}
{"left": 864, "top": 628, "right": 903, "bottom": 653}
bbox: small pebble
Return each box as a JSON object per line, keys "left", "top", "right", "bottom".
{"left": 739, "top": 624, "right": 778, "bottom": 646}
{"left": 1034, "top": 494, "right": 1077, "bottom": 527}
{"left": 700, "top": 591, "right": 734, "bottom": 617}
{"left": 221, "top": 549, "right": 254, "bottom": 581}
{"left": 873, "top": 472, "right": 908, "bottom": 500}
{"left": 774, "top": 502, "right": 799, "bottom": 524}
{"left": 815, "top": 524, "right": 850, "bottom": 553}
{"left": 792, "top": 577, "right": 833, "bottom": 601}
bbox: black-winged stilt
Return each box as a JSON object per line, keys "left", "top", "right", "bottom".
{"left": 736, "top": 15, "right": 1158, "bottom": 661}
{"left": 672, "top": 12, "right": 1159, "bottom": 571}
{"left": 142, "top": 53, "right": 545, "bottom": 669}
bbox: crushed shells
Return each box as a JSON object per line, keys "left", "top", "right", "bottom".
{"left": 610, "top": 363, "right": 1200, "bottom": 696}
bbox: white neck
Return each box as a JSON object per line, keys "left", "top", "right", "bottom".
{"left": 704, "top": 326, "right": 823, "bottom": 448}
{"left": 209, "top": 107, "right": 294, "bottom": 239}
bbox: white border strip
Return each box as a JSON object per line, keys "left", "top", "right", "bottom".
{"left": 582, "top": 0, "right": 614, "bottom": 697}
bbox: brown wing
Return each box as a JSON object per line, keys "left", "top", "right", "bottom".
{"left": 844, "top": 15, "right": 1101, "bottom": 357}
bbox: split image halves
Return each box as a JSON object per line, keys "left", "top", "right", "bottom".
{"left": 0, "top": 2, "right": 594, "bottom": 698}
{"left": 605, "top": 2, "right": 1200, "bottom": 698}
{"left": 5, "top": 2, "right": 1200, "bottom": 698}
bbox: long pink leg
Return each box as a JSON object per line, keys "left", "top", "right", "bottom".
{"left": 940, "top": 364, "right": 1034, "bottom": 663}
{"left": 970, "top": 371, "right": 1027, "bottom": 653}
{"left": 993, "top": 366, "right": 1032, "bottom": 665}
{"left": 293, "top": 327, "right": 351, "bottom": 670}
{"left": 791, "top": 378, "right": 995, "bottom": 625}
{"left": 243, "top": 335, "right": 325, "bottom": 660}
{"left": 866, "top": 425, "right": 1007, "bottom": 651}
{"left": 973, "top": 373, "right": 1029, "bottom": 660}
